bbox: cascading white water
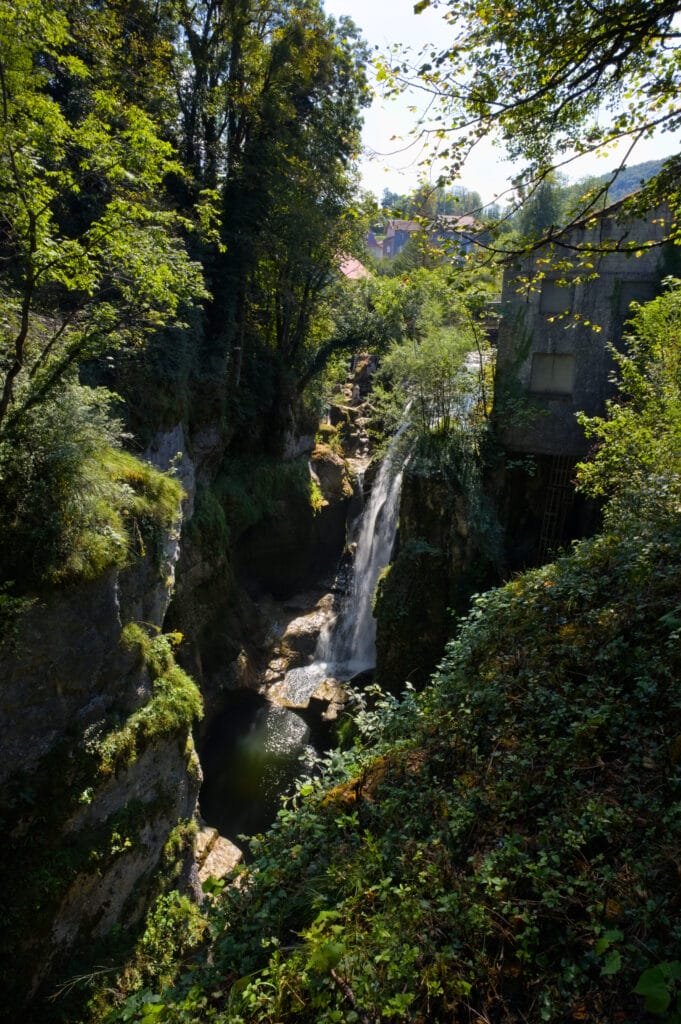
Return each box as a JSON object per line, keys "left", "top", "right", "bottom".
{"left": 201, "top": 435, "right": 406, "bottom": 842}
{"left": 279, "top": 434, "right": 405, "bottom": 705}
{"left": 317, "top": 448, "right": 403, "bottom": 673}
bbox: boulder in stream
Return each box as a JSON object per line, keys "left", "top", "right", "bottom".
{"left": 196, "top": 822, "right": 243, "bottom": 886}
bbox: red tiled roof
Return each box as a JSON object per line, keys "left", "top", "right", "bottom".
{"left": 339, "top": 256, "right": 372, "bottom": 280}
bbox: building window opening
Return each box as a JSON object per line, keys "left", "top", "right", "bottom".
{"left": 540, "top": 280, "right": 574, "bottom": 314}
{"left": 530, "top": 353, "right": 575, "bottom": 395}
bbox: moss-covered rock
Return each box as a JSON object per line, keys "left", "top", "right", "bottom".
{"left": 232, "top": 454, "right": 353, "bottom": 600}
{"left": 374, "top": 539, "right": 450, "bottom": 690}
{"left": 374, "top": 433, "right": 501, "bottom": 689}
{"left": 0, "top": 489, "right": 201, "bottom": 1020}
{"left": 310, "top": 443, "right": 353, "bottom": 503}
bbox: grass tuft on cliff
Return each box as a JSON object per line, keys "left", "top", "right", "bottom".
{"left": 97, "top": 625, "right": 203, "bottom": 777}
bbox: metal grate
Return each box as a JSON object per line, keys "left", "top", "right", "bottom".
{"left": 537, "top": 455, "right": 576, "bottom": 563}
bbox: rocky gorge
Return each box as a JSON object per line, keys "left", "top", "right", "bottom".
{"left": 0, "top": 354, "right": 393, "bottom": 1018}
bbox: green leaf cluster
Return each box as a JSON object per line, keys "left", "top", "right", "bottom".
{"left": 577, "top": 277, "right": 681, "bottom": 530}
{"left": 392, "top": 0, "right": 681, "bottom": 254}
{"left": 0, "top": 0, "right": 207, "bottom": 434}
{"left": 0, "top": 383, "right": 184, "bottom": 588}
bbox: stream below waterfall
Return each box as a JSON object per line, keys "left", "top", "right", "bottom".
{"left": 199, "top": 691, "right": 312, "bottom": 846}
{"left": 198, "top": 436, "right": 405, "bottom": 846}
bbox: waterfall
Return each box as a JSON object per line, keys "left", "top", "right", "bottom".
{"left": 279, "top": 433, "right": 405, "bottom": 704}
{"left": 199, "top": 436, "right": 406, "bottom": 842}
{"left": 318, "top": 446, "right": 403, "bottom": 673}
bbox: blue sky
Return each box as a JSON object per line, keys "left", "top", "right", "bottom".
{"left": 323, "top": 0, "right": 676, "bottom": 204}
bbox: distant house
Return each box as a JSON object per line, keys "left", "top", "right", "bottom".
{"left": 429, "top": 213, "right": 481, "bottom": 256}
{"left": 494, "top": 200, "right": 669, "bottom": 458}
{"left": 381, "top": 215, "right": 483, "bottom": 260}
{"left": 366, "top": 230, "right": 384, "bottom": 260}
{"left": 382, "top": 219, "right": 422, "bottom": 258}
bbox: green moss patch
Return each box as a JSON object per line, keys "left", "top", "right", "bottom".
{"left": 98, "top": 626, "right": 202, "bottom": 777}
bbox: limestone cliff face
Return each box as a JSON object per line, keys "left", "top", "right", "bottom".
{"left": 0, "top": 450, "right": 201, "bottom": 1020}
{"left": 374, "top": 457, "right": 500, "bottom": 692}
{"left": 234, "top": 444, "right": 353, "bottom": 601}
{"left": 162, "top": 423, "right": 356, "bottom": 728}
{"left": 153, "top": 425, "right": 266, "bottom": 725}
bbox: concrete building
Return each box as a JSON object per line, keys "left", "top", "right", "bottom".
{"left": 495, "top": 200, "right": 670, "bottom": 457}
{"left": 492, "top": 199, "right": 673, "bottom": 562}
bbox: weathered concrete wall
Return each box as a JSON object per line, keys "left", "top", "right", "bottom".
{"left": 495, "top": 203, "right": 669, "bottom": 455}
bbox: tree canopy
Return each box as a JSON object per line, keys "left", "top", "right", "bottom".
{"left": 381, "top": 0, "right": 681, "bottom": 245}
{"left": 0, "top": 0, "right": 371, "bottom": 587}
{"left": 0, "top": 0, "right": 206, "bottom": 433}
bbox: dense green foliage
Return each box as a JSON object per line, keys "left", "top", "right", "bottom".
{"left": 162, "top": 0, "right": 370, "bottom": 439}
{"left": 92, "top": 267, "right": 681, "bottom": 1024}
{"left": 578, "top": 279, "right": 681, "bottom": 530}
{"left": 113, "top": 520, "right": 680, "bottom": 1023}
{"left": 335, "top": 264, "right": 496, "bottom": 440}
{"left": 0, "top": 394, "right": 186, "bottom": 587}
{"left": 0, "top": 5, "right": 371, "bottom": 1010}
{"left": 0, "top": 0, "right": 206, "bottom": 433}
{"left": 0, "top": 0, "right": 370, "bottom": 595}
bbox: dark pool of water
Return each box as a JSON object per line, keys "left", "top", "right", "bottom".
{"left": 198, "top": 690, "right": 312, "bottom": 847}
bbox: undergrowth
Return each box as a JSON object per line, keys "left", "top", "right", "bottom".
{"left": 93, "top": 285, "right": 681, "bottom": 1024}
{"left": 56, "top": 448, "right": 185, "bottom": 584}
{"left": 95, "top": 509, "right": 681, "bottom": 1024}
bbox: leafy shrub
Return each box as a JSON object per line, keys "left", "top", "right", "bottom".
{"left": 0, "top": 382, "right": 183, "bottom": 589}
{"left": 0, "top": 383, "right": 126, "bottom": 585}
{"left": 578, "top": 277, "right": 681, "bottom": 531}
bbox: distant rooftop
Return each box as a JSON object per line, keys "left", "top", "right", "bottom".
{"left": 386, "top": 219, "right": 422, "bottom": 232}
{"left": 338, "top": 255, "right": 372, "bottom": 280}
